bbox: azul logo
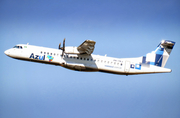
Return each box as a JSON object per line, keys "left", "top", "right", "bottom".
{"left": 47, "top": 55, "right": 54, "bottom": 62}
{"left": 130, "top": 64, "right": 141, "bottom": 70}
{"left": 29, "top": 53, "right": 45, "bottom": 60}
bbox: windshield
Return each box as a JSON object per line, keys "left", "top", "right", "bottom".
{"left": 13, "top": 46, "right": 23, "bottom": 49}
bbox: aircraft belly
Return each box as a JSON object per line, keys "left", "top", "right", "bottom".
{"left": 127, "top": 66, "right": 171, "bottom": 75}
{"left": 63, "top": 62, "right": 98, "bottom": 72}
{"left": 97, "top": 64, "right": 171, "bottom": 75}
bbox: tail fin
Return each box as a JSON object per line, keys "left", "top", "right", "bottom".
{"left": 142, "top": 40, "right": 175, "bottom": 67}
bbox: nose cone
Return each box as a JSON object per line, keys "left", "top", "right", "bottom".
{"left": 4, "top": 50, "right": 10, "bottom": 56}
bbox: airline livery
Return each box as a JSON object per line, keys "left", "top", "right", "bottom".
{"left": 4, "top": 39, "right": 175, "bottom": 75}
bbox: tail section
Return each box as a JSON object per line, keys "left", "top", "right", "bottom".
{"left": 142, "top": 40, "right": 175, "bottom": 67}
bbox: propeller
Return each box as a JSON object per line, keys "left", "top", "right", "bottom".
{"left": 59, "top": 43, "right": 61, "bottom": 49}
{"left": 62, "top": 38, "right": 65, "bottom": 56}
{"left": 58, "top": 38, "right": 66, "bottom": 56}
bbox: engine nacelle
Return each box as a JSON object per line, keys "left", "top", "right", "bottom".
{"left": 64, "top": 46, "right": 81, "bottom": 54}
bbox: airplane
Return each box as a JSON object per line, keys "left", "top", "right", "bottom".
{"left": 4, "top": 39, "right": 175, "bottom": 75}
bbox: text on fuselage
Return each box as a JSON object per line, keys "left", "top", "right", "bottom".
{"left": 29, "top": 53, "right": 45, "bottom": 60}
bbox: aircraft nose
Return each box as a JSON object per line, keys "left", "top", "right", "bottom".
{"left": 4, "top": 50, "right": 10, "bottom": 56}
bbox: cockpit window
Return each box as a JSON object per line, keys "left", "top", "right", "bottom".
{"left": 13, "top": 46, "right": 18, "bottom": 48}
{"left": 13, "top": 46, "right": 23, "bottom": 49}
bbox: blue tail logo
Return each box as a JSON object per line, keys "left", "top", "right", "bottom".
{"left": 142, "top": 40, "right": 175, "bottom": 67}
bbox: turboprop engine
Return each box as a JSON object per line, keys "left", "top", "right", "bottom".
{"left": 58, "top": 38, "right": 81, "bottom": 55}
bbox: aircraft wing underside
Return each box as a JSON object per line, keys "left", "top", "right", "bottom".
{"left": 77, "top": 40, "right": 96, "bottom": 55}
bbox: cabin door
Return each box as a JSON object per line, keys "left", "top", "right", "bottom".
{"left": 124, "top": 61, "right": 130, "bottom": 73}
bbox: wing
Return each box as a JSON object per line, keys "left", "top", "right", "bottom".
{"left": 77, "top": 40, "right": 96, "bottom": 55}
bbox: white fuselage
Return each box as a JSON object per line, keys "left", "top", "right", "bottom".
{"left": 4, "top": 44, "right": 171, "bottom": 75}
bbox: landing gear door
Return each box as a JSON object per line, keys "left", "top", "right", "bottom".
{"left": 60, "top": 56, "right": 66, "bottom": 66}
{"left": 124, "top": 61, "right": 130, "bottom": 73}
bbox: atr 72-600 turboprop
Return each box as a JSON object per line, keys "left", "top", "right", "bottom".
{"left": 4, "top": 39, "right": 175, "bottom": 75}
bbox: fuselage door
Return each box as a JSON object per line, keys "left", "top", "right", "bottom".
{"left": 124, "top": 61, "right": 130, "bottom": 73}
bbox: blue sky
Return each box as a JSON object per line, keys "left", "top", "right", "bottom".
{"left": 1, "top": 0, "right": 180, "bottom": 118}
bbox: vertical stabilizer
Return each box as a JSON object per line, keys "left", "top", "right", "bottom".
{"left": 142, "top": 40, "right": 175, "bottom": 67}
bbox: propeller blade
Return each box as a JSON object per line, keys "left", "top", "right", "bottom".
{"left": 62, "top": 38, "right": 66, "bottom": 56}
{"left": 59, "top": 43, "right": 61, "bottom": 49}
{"left": 63, "top": 38, "right": 65, "bottom": 52}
